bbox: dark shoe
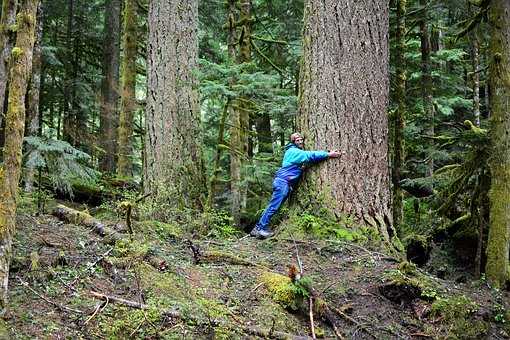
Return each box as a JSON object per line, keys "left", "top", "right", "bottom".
{"left": 250, "top": 227, "right": 274, "bottom": 239}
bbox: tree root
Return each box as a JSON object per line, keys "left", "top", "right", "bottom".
{"left": 90, "top": 291, "right": 312, "bottom": 339}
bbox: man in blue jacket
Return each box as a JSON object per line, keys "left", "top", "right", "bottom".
{"left": 250, "top": 133, "right": 341, "bottom": 239}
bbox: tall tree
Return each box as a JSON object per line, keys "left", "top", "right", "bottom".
{"left": 419, "top": 0, "right": 435, "bottom": 176}
{"left": 485, "top": 0, "right": 510, "bottom": 288}
{"left": 392, "top": 0, "right": 407, "bottom": 231}
{"left": 99, "top": 0, "right": 121, "bottom": 172}
{"left": 229, "top": 0, "right": 252, "bottom": 224}
{"left": 117, "top": 0, "right": 136, "bottom": 178}
{"left": 298, "top": 0, "right": 397, "bottom": 246}
{"left": 144, "top": 0, "right": 205, "bottom": 208}
{"left": 0, "top": 0, "right": 18, "bottom": 122}
{"left": 0, "top": 0, "right": 39, "bottom": 313}
{"left": 24, "top": 0, "right": 43, "bottom": 192}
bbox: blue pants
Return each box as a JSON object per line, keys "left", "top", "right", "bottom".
{"left": 256, "top": 178, "right": 290, "bottom": 231}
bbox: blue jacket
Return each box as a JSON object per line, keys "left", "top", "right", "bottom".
{"left": 274, "top": 144, "right": 329, "bottom": 186}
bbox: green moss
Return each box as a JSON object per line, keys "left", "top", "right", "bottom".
{"left": 261, "top": 272, "right": 299, "bottom": 310}
{"left": 137, "top": 220, "right": 182, "bottom": 240}
{"left": 430, "top": 295, "right": 488, "bottom": 339}
{"left": 11, "top": 47, "right": 23, "bottom": 59}
{"left": 114, "top": 239, "right": 150, "bottom": 259}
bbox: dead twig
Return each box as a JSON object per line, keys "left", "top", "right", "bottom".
{"left": 309, "top": 297, "right": 316, "bottom": 339}
{"left": 69, "top": 247, "right": 114, "bottom": 286}
{"left": 17, "top": 277, "right": 84, "bottom": 314}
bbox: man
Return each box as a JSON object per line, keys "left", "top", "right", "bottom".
{"left": 250, "top": 132, "right": 341, "bottom": 239}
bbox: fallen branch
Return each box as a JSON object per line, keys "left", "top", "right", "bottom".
{"left": 90, "top": 291, "right": 312, "bottom": 339}
{"left": 17, "top": 277, "right": 84, "bottom": 314}
{"left": 69, "top": 247, "right": 113, "bottom": 286}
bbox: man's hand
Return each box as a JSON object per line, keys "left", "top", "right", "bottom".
{"left": 328, "top": 150, "right": 342, "bottom": 158}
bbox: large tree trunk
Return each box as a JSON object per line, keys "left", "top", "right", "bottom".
{"left": 0, "top": 0, "right": 39, "bottom": 314}
{"left": 419, "top": 0, "right": 434, "bottom": 177}
{"left": 24, "top": 0, "right": 43, "bottom": 192}
{"left": 144, "top": 0, "right": 205, "bottom": 209}
{"left": 117, "top": 0, "right": 136, "bottom": 178}
{"left": 298, "top": 1, "right": 397, "bottom": 246}
{"left": 392, "top": 0, "right": 406, "bottom": 232}
{"left": 485, "top": 0, "right": 510, "bottom": 288}
{"left": 0, "top": 0, "right": 17, "bottom": 120}
{"left": 99, "top": 0, "right": 121, "bottom": 173}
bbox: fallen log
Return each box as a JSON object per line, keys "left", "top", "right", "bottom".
{"left": 52, "top": 204, "right": 167, "bottom": 271}
{"left": 90, "top": 291, "right": 312, "bottom": 339}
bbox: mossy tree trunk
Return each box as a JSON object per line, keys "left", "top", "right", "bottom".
{"left": 24, "top": 0, "right": 43, "bottom": 192}
{"left": 419, "top": 0, "right": 435, "bottom": 177}
{"left": 144, "top": 0, "right": 205, "bottom": 209}
{"left": 230, "top": 0, "right": 252, "bottom": 225}
{"left": 99, "top": 0, "right": 121, "bottom": 173}
{"left": 0, "top": 0, "right": 39, "bottom": 314}
{"left": 485, "top": 0, "right": 510, "bottom": 288}
{"left": 392, "top": 0, "right": 406, "bottom": 233}
{"left": 117, "top": 0, "right": 136, "bottom": 178}
{"left": 298, "top": 0, "right": 398, "bottom": 247}
{"left": 0, "top": 0, "right": 18, "bottom": 124}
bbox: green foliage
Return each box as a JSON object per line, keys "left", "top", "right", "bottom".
{"left": 261, "top": 272, "right": 312, "bottom": 311}
{"left": 24, "top": 136, "right": 99, "bottom": 197}
{"left": 284, "top": 212, "right": 363, "bottom": 242}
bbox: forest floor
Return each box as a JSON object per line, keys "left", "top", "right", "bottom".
{"left": 3, "top": 197, "right": 510, "bottom": 339}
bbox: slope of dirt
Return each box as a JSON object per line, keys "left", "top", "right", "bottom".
{"left": 4, "top": 200, "right": 510, "bottom": 339}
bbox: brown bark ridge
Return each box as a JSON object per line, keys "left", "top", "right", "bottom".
{"left": 485, "top": 0, "right": 510, "bottom": 288}
{"left": 24, "top": 0, "right": 43, "bottom": 192}
{"left": 0, "top": 0, "right": 39, "bottom": 314}
{"left": 99, "top": 0, "right": 122, "bottom": 173}
{"left": 117, "top": 0, "right": 137, "bottom": 178}
{"left": 298, "top": 1, "right": 398, "bottom": 248}
{"left": 0, "top": 0, "right": 18, "bottom": 121}
{"left": 144, "top": 0, "right": 205, "bottom": 209}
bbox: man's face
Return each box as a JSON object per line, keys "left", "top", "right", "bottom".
{"left": 294, "top": 135, "right": 304, "bottom": 149}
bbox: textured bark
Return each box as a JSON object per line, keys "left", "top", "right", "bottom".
{"left": 0, "top": 0, "right": 39, "bottom": 314}
{"left": 144, "top": 0, "right": 205, "bottom": 209}
{"left": 0, "top": 0, "right": 18, "bottom": 121}
{"left": 62, "top": 0, "right": 74, "bottom": 144}
{"left": 298, "top": 1, "right": 396, "bottom": 244}
{"left": 24, "top": 0, "right": 43, "bottom": 192}
{"left": 117, "top": 0, "right": 136, "bottom": 177}
{"left": 419, "top": 0, "right": 434, "bottom": 176}
{"left": 99, "top": 0, "right": 121, "bottom": 173}
{"left": 230, "top": 0, "right": 252, "bottom": 225}
{"left": 392, "top": 0, "right": 406, "bottom": 232}
{"left": 485, "top": 0, "right": 510, "bottom": 288}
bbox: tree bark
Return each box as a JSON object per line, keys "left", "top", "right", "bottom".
{"left": 117, "top": 0, "right": 136, "bottom": 178}
{"left": 0, "top": 0, "right": 39, "bottom": 314}
{"left": 62, "top": 0, "right": 74, "bottom": 144}
{"left": 99, "top": 0, "right": 122, "bottom": 173}
{"left": 24, "top": 0, "right": 43, "bottom": 192}
{"left": 419, "top": 0, "right": 434, "bottom": 177}
{"left": 144, "top": 0, "right": 205, "bottom": 209}
{"left": 298, "top": 0, "right": 397, "bottom": 246}
{"left": 392, "top": 0, "right": 406, "bottom": 233}
{"left": 0, "top": 0, "right": 18, "bottom": 123}
{"left": 485, "top": 0, "right": 510, "bottom": 288}
{"left": 471, "top": 34, "right": 481, "bottom": 127}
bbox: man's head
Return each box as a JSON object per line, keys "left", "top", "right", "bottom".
{"left": 290, "top": 132, "right": 304, "bottom": 149}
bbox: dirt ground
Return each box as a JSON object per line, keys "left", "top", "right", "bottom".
{"left": 4, "top": 199, "right": 510, "bottom": 339}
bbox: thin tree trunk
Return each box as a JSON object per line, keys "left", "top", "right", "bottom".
{"left": 392, "top": 0, "right": 406, "bottom": 232}
{"left": 485, "top": 0, "right": 510, "bottom": 288}
{"left": 207, "top": 99, "right": 229, "bottom": 209}
{"left": 144, "top": 0, "right": 205, "bottom": 209}
{"left": 24, "top": 0, "right": 43, "bottom": 192}
{"left": 62, "top": 0, "right": 74, "bottom": 144}
{"left": 298, "top": 0, "right": 398, "bottom": 247}
{"left": 0, "top": 0, "right": 39, "bottom": 314}
{"left": 419, "top": 0, "right": 434, "bottom": 177}
{"left": 99, "top": 0, "right": 122, "bottom": 173}
{"left": 230, "top": 0, "right": 252, "bottom": 225}
{"left": 0, "top": 0, "right": 18, "bottom": 120}
{"left": 117, "top": 0, "right": 136, "bottom": 177}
